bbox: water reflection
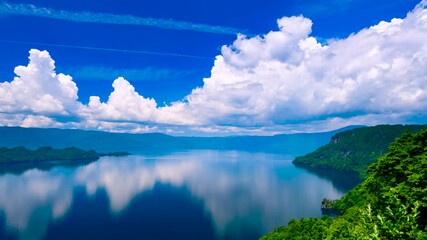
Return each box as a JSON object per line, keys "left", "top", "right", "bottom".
{"left": 293, "top": 163, "right": 362, "bottom": 192}
{"left": 0, "top": 151, "right": 355, "bottom": 240}
{"left": 0, "top": 169, "right": 73, "bottom": 240}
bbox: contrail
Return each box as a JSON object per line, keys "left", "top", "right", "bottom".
{"left": 0, "top": 2, "right": 244, "bottom": 35}
{"left": 0, "top": 39, "right": 213, "bottom": 60}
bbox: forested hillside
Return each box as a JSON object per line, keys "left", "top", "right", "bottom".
{"left": 0, "top": 146, "right": 129, "bottom": 164}
{"left": 262, "top": 127, "right": 427, "bottom": 239}
{"left": 0, "top": 146, "right": 99, "bottom": 163}
{"left": 293, "top": 124, "right": 426, "bottom": 177}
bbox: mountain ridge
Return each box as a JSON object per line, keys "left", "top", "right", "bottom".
{"left": 0, "top": 125, "right": 362, "bottom": 155}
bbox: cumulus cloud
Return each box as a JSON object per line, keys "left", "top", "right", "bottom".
{"left": 182, "top": 4, "right": 427, "bottom": 128}
{"left": 0, "top": 49, "right": 82, "bottom": 116}
{"left": 162, "top": 2, "right": 427, "bottom": 132}
{"left": 1, "top": 2, "right": 427, "bottom": 134}
{"left": 220, "top": 16, "right": 314, "bottom": 68}
{"left": 21, "top": 115, "right": 61, "bottom": 128}
{"left": 87, "top": 77, "right": 157, "bottom": 122}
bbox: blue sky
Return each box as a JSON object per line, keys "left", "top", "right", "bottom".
{"left": 0, "top": 0, "right": 426, "bottom": 135}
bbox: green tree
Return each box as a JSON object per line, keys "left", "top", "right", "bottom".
{"left": 262, "top": 127, "right": 427, "bottom": 239}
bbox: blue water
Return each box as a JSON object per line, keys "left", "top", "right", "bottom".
{"left": 0, "top": 150, "right": 360, "bottom": 240}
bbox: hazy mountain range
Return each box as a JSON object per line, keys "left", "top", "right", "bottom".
{"left": 0, "top": 126, "right": 361, "bottom": 156}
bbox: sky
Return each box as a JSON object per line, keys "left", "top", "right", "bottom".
{"left": 0, "top": 0, "right": 426, "bottom": 136}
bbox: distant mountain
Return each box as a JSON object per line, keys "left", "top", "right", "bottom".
{"left": 293, "top": 124, "right": 426, "bottom": 177}
{"left": 0, "top": 126, "right": 361, "bottom": 155}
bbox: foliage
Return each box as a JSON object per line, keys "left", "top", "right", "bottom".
{"left": 293, "top": 124, "right": 426, "bottom": 177}
{"left": 360, "top": 198, "right": 425, "bottom": 239}
{"left": 262, "top": 127, "right": 427, "bottom": 239}
{"left": 321, "top": 198, "right": 336, "bottom": 209}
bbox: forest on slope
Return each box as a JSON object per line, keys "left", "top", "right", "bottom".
{"left": 262, "top": 127, "right": 427, "bottom": 239}
{"left": 293, "top": 124, "right": 426, "bottom": 177}
{"left": 0, "top": 146, "right": 128, "bottom": 164}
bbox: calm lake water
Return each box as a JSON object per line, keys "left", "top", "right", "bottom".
{"left": 0, "top": 150, "right": 360, "bottom": 240}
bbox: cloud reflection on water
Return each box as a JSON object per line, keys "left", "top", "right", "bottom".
{"left": 0, "top": 151, "right": 348, "bottom": 240}
{"left": 0, "top": 169, "right": 72, "bottom": 240}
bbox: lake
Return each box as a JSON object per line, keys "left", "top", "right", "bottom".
{"left": 0, "top": 150, "right": 360, "bottom": 240}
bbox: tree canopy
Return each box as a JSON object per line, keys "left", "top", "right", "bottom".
{"left": 293, "top": 124, "right": 426, "bottom": 177}
{"left": 0, "top": 146, "right": 129, "bottom": 164}
{"left": 262, "top": 127, "right": 427, "bottom": 239}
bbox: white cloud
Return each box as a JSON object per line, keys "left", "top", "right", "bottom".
{"left": 221, "top": 20, "right": 312, "bottom": 68}
{"left": 1, "top": 2, "right": 427, "bottom": 134}
{"left": 22, "top": 115, "right": 61, "bottom": 128}
{"left": 0, "top": 2, "right": 242, "bottom": 35}
{"left": 76, "top": 119, "right": 159, "bottom": 133}
{"left": 0, "top": 49, "right": 82, "bottom": 116}
{"left": 161, "top": 2, "right": 427, "bottom": 132}
{"left": 87, "top": 77, "right": 157, "bottom": 122}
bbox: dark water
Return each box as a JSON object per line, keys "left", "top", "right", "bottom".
{"left": 0, "top": 150, "right": 360, "bottom": 240}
